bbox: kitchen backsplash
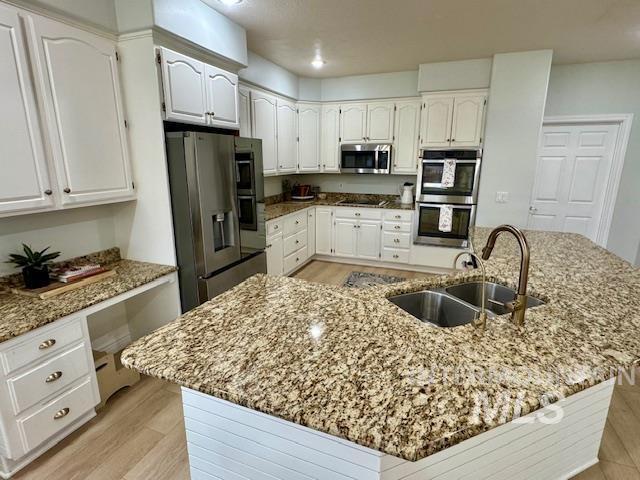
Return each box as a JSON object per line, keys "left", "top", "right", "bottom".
{"left": 264, "top": 173, "right": 417, "bottom": 197}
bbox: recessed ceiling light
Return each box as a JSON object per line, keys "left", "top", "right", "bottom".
{"left": 218, "top": 0, "right": 242, "bottom": 5}
{"left": 311, "top": 57, "right": 326, "bottom": 69}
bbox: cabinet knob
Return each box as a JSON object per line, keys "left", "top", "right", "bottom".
{"left": 355, "top": 212, "right": 361, "bottom": 216}
{"left": 393, "top": 254, "right": 399, "bottom": 259}
{"left": 394, "top": 239, "right": 400, "bottom": 243}
{"left": 274, "top": 225, "right": 278, "bottom": 229}
{"left": 296, "top": 257, "right": 299, "bottom": 262}
{"left": 451, "top": 138, "right": 455, "bottom": 142}
{"left": 295, "top": 220, "right": 299, "bottom": 224}
{"left": 45, "top": 371, "right": 63, "bottom": 383}
{"left": 394, "top": 226, "right": 400, "bottom": 230}
{"left": 63, "top": 188, "right": 71, "bottom": 194}
{"left": 395, "top": 215, "right": 401, "bottom": 219}
{"left": 295, "top": 240, "right": 299, "bottom": 244}
{"left": 266, "top": 244, "right": 272, "bottom": 249}
{"left": 44, "top": 189, "right": 52, "bottom": 195}
{"left": 39, "top": 339, "right": 56, "bottom": 350}
{"left": 53, "top": 408, "right": 70, "bottom": 420}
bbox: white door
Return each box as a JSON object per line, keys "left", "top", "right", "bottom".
{"left": 251, "top": 91, "right": 278, "bottom": 175}
{"left": 238, "top": 85, "right": 251, "bottom": 138}
{"left": 451, "top": 94, "right": 486, "bottom": 147}
{"left": 29, "top": 14, "right": 133, "bottom": 206}
{"left": 266, "top": 233, "right": 283, "bottom": 275}
{"left": 420, "top": 96, "right": 454, "bottom": 148}
{"left": 356, "top": 221, "right": 382, "bottom": 260}
{"left": 205, "top": 64, "right": 239, "bottom": 129}
{"left": 340, "top": 103, "right": 367, "bottom": 143}
{"left": 297, "top": 103, "right": 321, "bottom": 172}
{"left": 333, "top": 218, "right": 357, "bottom": 257}
{"left": 321, "top": 104, "right": 340, "bottom": 172}
{"left": 528, "top": 124, "right": 620, "bottom": 244}
{"left": 276, "top": 99, "right": 297, "bottom": 173}
{"left": 307, "top": 208, "right": 316, "bottom": 255}
{"left": 392, "top": 100, "right": 421, "bottom": 174}
{"left": 315, "top": 207, "right": 333, "bottom": 255}
{"left": 0, "top": 6, "right": 53, "bottom": 215}
{"left": 367, "top": 102, "right": 394, "bottom": 142}
{"left": 159, "top": 48, "right": 207, "bottom": 125}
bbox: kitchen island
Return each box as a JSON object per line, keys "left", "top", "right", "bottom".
{"left": 121, "top": 229, "right": 640, "bottom": 479}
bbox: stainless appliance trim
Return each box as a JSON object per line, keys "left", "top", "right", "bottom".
{"left": 237, "top": 194, "right": 258, "bottom": 230}
{"left": 235, "top": 155, "right": 256, "bottom": 196}
{"left": 340, "top": 143, "right": 392, "bottom": 174}
{"left": 418, "top": 156, "right": 482, "bottom": 204}
{"left": 413, "top": 203, "right": 476, "bottom": 248}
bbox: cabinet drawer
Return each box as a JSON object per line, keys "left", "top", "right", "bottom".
{"left": 18, "top": 377, "right": 95, "bottom": 452}
{"left": 266, "top": 218, "right": 284, "bottom": 237}
{"left": 383, "top": 210, "right": 413, "bottom": 222}
{"left": 334, "top": 207, "right": 382, "bottom": 220}
{"left": 383, "top": 232, "right": 411, "bottom": 249}
{"left": 1, "top": 317, "right": 84, "bottom": 375}
{"left": 8, "top": 343, "right": 91, "bottom": 415}
{"left": 383, "top": 221, "right": 411, "bottom": 233}
{"left": 284, "top": 229, "right": 307, "bottom": 257}
{"left": 284, "top": 246, "right": 307, "bottom": 273}
{"left": 382, "top": 247, "right": 410, "bottom": 264}
{"left": 283, "top": 211, "right": 307, "bottom": 234}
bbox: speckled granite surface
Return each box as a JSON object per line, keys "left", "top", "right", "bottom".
{"left": 265, "top": 192, "right": 414, "bottom": 221}
{"left": 121, "top": 229, "right": 640, "bottom": 461}
{"left": 0, "top": 248, "right": 176, "bottom": 343}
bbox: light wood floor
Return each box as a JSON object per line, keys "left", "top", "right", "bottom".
{"left": 13, "top": 261, "right": 640, "bottom": 480}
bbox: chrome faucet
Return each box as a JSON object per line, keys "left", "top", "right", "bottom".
{"left": 480, "top": 225, "right": 531, "bottom": 326}
{"left": 454, "top": 251, "right": 488, "bottom": 331}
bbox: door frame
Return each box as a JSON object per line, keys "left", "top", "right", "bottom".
{"left": 538, "top": 114, "right": 633, "bottom": 247}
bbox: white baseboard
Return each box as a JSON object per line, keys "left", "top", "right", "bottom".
{"left": 311, "top": 254, "right": 456, "bottom": 275}
{"left": 90, "top": 324, "right": 132, "bottom": 353}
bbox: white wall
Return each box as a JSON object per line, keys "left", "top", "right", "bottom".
{"left": 476, "top": 50, "right": 553, "bottom": 228}
{"left": 0, "top": 205, "right": 117, "bottom": 275}
{"left": 418, "top": 58, "right": 492, "bottom": 92}
{"left": 545, "top": 59, "right": 640, "bottom": 265}
{"left": 15, "top": 0, "right": 118, "bottom": 31}
{"left": 296, "top": 174, "right": 416, "bottom": 196}
{"left": 240, "top": 51, "right": 299, "bottom": 99}
{"left": 313, "top": 71, "right": 419, "bottom": 102}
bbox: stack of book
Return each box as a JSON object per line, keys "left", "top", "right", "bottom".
{"left": 50, "top": 264, "right": 107, "bottom": 283}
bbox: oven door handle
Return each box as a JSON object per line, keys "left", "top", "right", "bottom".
{"left": 418, "top": 203, "right": 473, "bottom": 210}
{"left": 422, "top": 159, "right": 478, "bottom": 164}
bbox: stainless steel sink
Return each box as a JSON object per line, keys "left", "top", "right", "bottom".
{"left": 444, "top": 282, "right": 545, "bottom": 316}
{"left": 388, "top": 290, "right": 480, "bottom": 328}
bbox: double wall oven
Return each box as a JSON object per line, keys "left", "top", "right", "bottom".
{"left": 414, "top": 149, "right": 482, "bottom": 248}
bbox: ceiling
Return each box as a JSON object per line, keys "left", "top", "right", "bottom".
{"left": 204, "top": 0, "right": 640, "bottom": 78}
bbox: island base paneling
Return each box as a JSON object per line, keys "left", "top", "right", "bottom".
{"left": 181, "top": 379, "right": 613, "bottom": 480}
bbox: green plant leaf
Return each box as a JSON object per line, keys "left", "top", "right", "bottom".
{"left": 22, "top": 244, "right": 35, "bottom": 259}
{"left": 40, "top": 252, "right": 61, "bottom": 263}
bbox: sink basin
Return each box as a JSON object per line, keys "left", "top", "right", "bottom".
{"left": 445, "top": 282, "right": 545, "bottom": 315}
{"left": 388, "top": 290, "right": 479, "bottom": 328}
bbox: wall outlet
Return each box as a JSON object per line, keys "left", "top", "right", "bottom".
{"left": 495, "top": 191, "right": 509, "bottom": 203}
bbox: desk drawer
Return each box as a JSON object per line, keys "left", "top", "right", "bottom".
{"left": 383, "top": 221, "right": 411, "bottom": 233}
{"left": 18, "top": 377, "right": 95, "bottom": 452}
{"left": 284, "top": 229, "right": 307, "bottom": 257}
{"left": 383, "top": 232, "right": 411, "bottom": 249}
{"left": 384, "top": 210, "right": 413, "bottom": 222}
{"left": 1, "top": 317, "right": 84, "bottom": 375}
{"left": 8, "top": 343, "right": 91, "bottom": 415}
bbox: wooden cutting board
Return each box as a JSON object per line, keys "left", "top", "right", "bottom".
{"left": 11, "top": 269, "right": 117, "bottom": 300}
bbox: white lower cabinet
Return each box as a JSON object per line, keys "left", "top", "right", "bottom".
{"left": 266, "top": 210, "right": 309, "bottom": 275}
{"left": 315, "top": 207, "right": 333, "bottom": 255}
{"left": 307, "top": 209, "right": 316, "bottom": 255}
{"left": 356, "top": 220, "right": 382, "bottom": 260}
{"left": 333, "top": 218, "right": 358, "bottom": 257}
{"left": 266, "top": 232, "right": 284, "bottom": 276}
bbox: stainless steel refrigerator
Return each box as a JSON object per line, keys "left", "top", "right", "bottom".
{"left": 165, "top": 131, "right": 266, "bottom": 312}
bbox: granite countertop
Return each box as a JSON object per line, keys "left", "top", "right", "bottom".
{"left": 121, "top": 229, "right": 640, "bottom": 461}
{"left": 0, "top": 248, "right": 176, "bottom": 343}
{"left": 265, "top": 192, "right": 415, "bottom": 221}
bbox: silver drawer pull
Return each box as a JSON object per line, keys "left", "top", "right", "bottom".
{"left": 45, "top": 371, "right": 63, "bottom": 383}
{"left": 394, "top": 226, "right": 400, "bottom": 230}
{"left": 394, "top": 239, "right": 400, "bottom": 243}
{"left": 39, "top": 339, "right": 56, "bottom": 350}
{"left": 53, "top": 408, "right": 70, "bottom": 420}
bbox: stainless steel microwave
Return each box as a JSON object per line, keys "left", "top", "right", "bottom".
{"left": 340, "top": 144, "right": 391, "bottom": 174}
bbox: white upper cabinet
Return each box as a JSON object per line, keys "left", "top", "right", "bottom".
{"left": 0, "top": 6, "right": 53, "bottom": 215}
{"left": 28, "top": 14, "right": 133, "bottom": 206}
{"left": 320, "top": 104, "right": 340, "bottom": 172}
{"left": 160, "top": 48, "right": 207, "bottom": 125}
{"left": 340, "top": 103, "right": 367, "bottom": 143}
{"left": 205, "top": 64, "right": 239, "bottom": 129}
{"left": 450, "top": 94, "right": 486, "bottom": 147}
{"left": 238, "top": 85, "right": 251, "bottom": 138}
{"left": 392, "top": 100, "right": 421, "bottom": 174}
{"left": 420, "top": 96, "right": 454, "bottom": 148}
{"left": 297, "top": 103, "right": 321, "bottom": 172}
{"left": 276, "top": 99, "right": 297, "bottom": 173}
{"left": 251, "top": 91, "right": 278, "bottom": 175}
{"left": 366, "top": 102, "right": 394, "bottom": 142}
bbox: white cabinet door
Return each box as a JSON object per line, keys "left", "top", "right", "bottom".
{"left": 315, "top": 207, "right": 333, "bottom": 255}
{"left": 205, "top": 64, "right": 239, "bottom": 129}
{"left": 0, "top": 6, "right": 53, "bottom": 215}
{"left": 420, "top": 96, "right": 454, "bottom": 148}
{"left": 276, "top": 99, "right": 297, "bottom": 173}
{"left": 392, "top": 100, "right": 421, "bottom": 174}
{"left": 297, "top": 103, "right": 321, "bottom": 172}
{"left": 159, "top": 48, "right": 207, "bottom": 125}
{"left": 340, "top": 103, "right": 367, "bottom": 143}
{"left": 357, "top": 220, "right": 381, "bottom": 260}
{"left": 333, "top": 218, "right": 357, "bottom": 257}
{"left": 251, "top": 91, "right": 278, "bottom": 175}
{"left": 266, "top": 233, "right": 283, "bottom": 276}
{"left": 238, "top": 85, "right": 251, "bottom": 138}
{"left": 321, "top": 104, "right": 340, "bottom": 172}
{"left": 367, "top": 102, "right": 394, "bottom": 142}
{"left": 451, "top": 94, "right": 486, "bottom": 147}
{"left": 307, "top": 208, "right": 316, "bottom": 256}
{"left": 29, "top": 14, "right": 133, "bottom": 206}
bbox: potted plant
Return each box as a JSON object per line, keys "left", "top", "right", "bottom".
{"left": 6, "top": 245, "right": 60, "bottom": 289}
